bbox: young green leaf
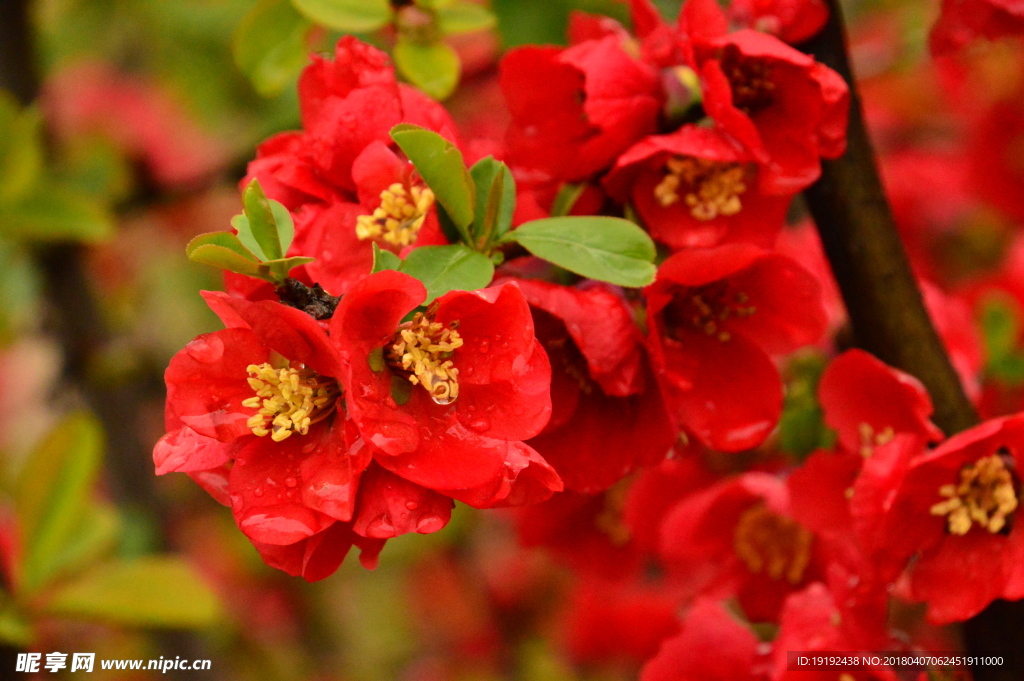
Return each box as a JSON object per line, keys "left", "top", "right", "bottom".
{"left": 371, "top": 242, "right": 402, "bottom": 272}
{"left": 186, "top": 231, "right": 259, "bottom": 261}
{"left": 505, "top": 216, "right": 657, "bottom": 288}
{"left": 399, "top": 244, "right": 494, "bottom": 303}
{"left": 291, "top": 0, "right": 391, "bottom": 32}
{"left": 549, "top": 182, "right": 587, "bottom": 217}
{"left": 16, "top": 414, "right": 103, "bottom": 593}
{"left": 393, "top": 37, "right": 461, "bottom": 100}
{"left": 437, "top": 3, "right": 496, "bottom": 34}
{"left": 390, "top": 124, "right": 475, "bottom": 235}
{"left": 469, "top": 156, "right": 515, "bottom": 248}
{"left": 188, "top": 245, "right": 275, "bottom": 282}
{"left": 241, "top": 179, "right": 285, "bottom": 260}
{"left": 43, "top": 557, "right": 221, "bottom": 628}
{"left": 263, "top": 255, "right": 316, "bottom": 281}
{"left": 233, "top": 0, "right": 312, "bottom": 97}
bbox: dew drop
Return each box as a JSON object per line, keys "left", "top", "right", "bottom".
{"left": 468, "top": 419, "right": 491, "bottom": 433}
{"left": 285, "top": 476, "right": 297, "bottom": 488}
{"left": 254, "top": 487, "right": 264, "bottom": 497}
{"left": 478, "top": 339, "right": 490, "bottom": 353}
{"left": 406, "top": 501, "right": 419, "bottom": 510}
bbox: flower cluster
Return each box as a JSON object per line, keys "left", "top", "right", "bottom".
{"left": 153, "top": 5, "right": 1024, "bottom": 676}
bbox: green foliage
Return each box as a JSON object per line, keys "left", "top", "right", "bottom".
{"left": 437, "top": 3, "right": 497, "bottom": 34}
{"left": 16, "top": 413, "right": 104, "bottom": 594}
{"left": 371, "top": 243, "right": 403, "bottom": 272}
{"left": 469, "top": 156, "right": 516, "bottom": 249}
{"left": 0, "top": 241, "right": 41, "bottom": 344}
{"left": 391, "top": 125, "right": 476, "bottom": 236}
{"left": 778, "top": 351, "right": 837, "bottom": 459}
{"left": 490, "top": 0, "right": 629, "bottom": 47}
{"left": 189, "top": 180, "right": 312, "bottom": 283}
{"left": 549, "top": 183, "right": 587, "bottom": 217}
{"left": 291, "top": 0, "right": 392, "bottom": 32}
{"left": 44, "top": 557, "right": 221, "bottom": 628}
{"left": 980, "top": 294, "right": 1024, "bottom": 384}
{"left": 0, "top": 95, "right": 44, "bottom": 205}
{"left": 504, "top": 217, "right": 658, "bottom": 288}
{"left": 398, "top": 245, "right": 495, "bottom": 303}
{"left": 393, "top": 38, "right": 461, "bottom": 100}
{"left": 234, "top": 0, "right": 312, "bottom": 96}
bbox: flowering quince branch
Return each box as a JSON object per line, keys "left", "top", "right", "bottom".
{"left": 797, "top": 0, "right": 1022, "bottom": 675}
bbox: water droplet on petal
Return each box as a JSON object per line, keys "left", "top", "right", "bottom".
{"left": 254, "top": 487, "right": 264, "bottom": 497}
{"left": 406, "top": 501, "right": 419, "bottom": 510}
{"left": 468, "top": 419, "right": 490, "bottom": 433}
{"left": 285, "top": 477, "right": 297, "bottom": 488}
{"left": 185, "top": 334, "right": 225, "bottom": 363}
{"left": 478, "top": 340, "right": 490, "bottom": 354}
{"left": 417, "top": 516, "right": 445, "bottom": 533}
{"left": 301, "top": 442, "right": 316, "bottom": 454}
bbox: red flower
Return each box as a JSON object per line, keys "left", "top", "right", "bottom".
{"left": 646, "top": 244, "right": 827, "bottom": 451}
{"left": 640, "top": 599, "right": 761, "bottom": 681}
{"left": 604, "top": 124, "right": 792, "bottom": 250}
{"left": 499, "top": 35, "right": 663, "bottom": 184}
{"left": 930, "top": 0, "right": 1024, "bottom": 55}
{"left": 727, "top": 0, "right": 829, "bottom": 45}
{"left": 818, "top": 350, "right": 944, "bottom": 457}
{"left": 508, "top": 278, "right": 674, "bottom": 492}
{"left": 331, "top": 270, "right": 561, "bottom": 507}
{"left": 243, "top": 37, "right": 459, "bottom": 294}
{"left": 851, "top": 416, "right": 1024, "bottom": 622}
{"left": 690, "top": 20, "right": 849, "bottom": 192}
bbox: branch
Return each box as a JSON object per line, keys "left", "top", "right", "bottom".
{"left": 798, "top": 1, "right": 1020, "bottom": 678}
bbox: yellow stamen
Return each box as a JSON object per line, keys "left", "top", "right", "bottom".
{"left": 243, "top": 363, "right": 340, "bottom": 441}
{"left": 653, "top": 157, "right": 748, "bottom": 221}
{"left": 355, "top": 182, "right": 435, "bottom": 247}
{"left": 388, "top": 312, "right": 463, "bottom": 405}
{"left": 733, "top": 505, "right": 813, "bottom": 584}
{"left": 930, "top": 454, "right": 1018, "bottom": 535}
{"left": 857, "top": 423, "right": 895, "bottom": 458}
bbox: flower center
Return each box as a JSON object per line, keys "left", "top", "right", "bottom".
{"left": 388, "top": 312, "right": 464, "bottom": 405}
{"left": 664, "top": 281, "right": 757, "bottom": 342}
{"left": 733, "top": 505, "right": 813, "bottom": 584}
{"left": 653, "top": 157, "right": 748, "bottom": 221}
{"left": 719, "top": 44, "right": 776, "bottom": 115}
{"left": 355, "top": 182, "right": 435, "bottom": 247}
{"left": 930, "top": 454, "right": 1019, "bottom": 535}
{"left": 242, "top": 363, "right": 341, "bottom": 441}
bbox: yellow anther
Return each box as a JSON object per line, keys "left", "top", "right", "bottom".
{"left": 654, "top": 157, "right": 748, "bottom": 221}
{"left": 355, "top": 182, "right": 435, "bottom": 247}
{"left": 857, "top": 423, "right": 896, "bottom": 458}
{"left": 733, "top": 505, "right": 813, "bottom": 585}
{"left": 244, "top": 363, "right": 340, "bottom": 441}
{"left": 388, "top": 312, "right": 464, "bottom": 405}
{"left": 930, "top": 454, "right": 1018, "bottom": 535}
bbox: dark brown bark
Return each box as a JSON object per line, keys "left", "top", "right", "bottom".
{"left": 798, "top": 1, "right": 1022, "bottom": 678}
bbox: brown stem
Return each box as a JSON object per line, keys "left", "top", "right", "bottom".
{"left": 798, "top": 1, "right": 1021, "bottom": 678}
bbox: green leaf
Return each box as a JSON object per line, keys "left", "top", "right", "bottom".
{"left": 391, "top": 124, "right": 475, "bottom": 234}
{"left": 0, "top": 97, "right": 44, "bottom": 205}
{"left": 393, "top": 38, "right": 461, "bottom": 100}
{"left": 372, "top": 242, "right": 402, "bottom": 272}
{"left": 186, "top": 231, "right": 259, "bottom": 261}
{"left": 241, "top": 179, "right": 285, "bottom": 261}
{"left": 233, "top": 0, "right": 312, "bottom": 97}
{"left": 16, "top": 414, "right": 103, "bottom": 593}
{"left": 437, "top": 3, "right": 496, "bottom": 34}
{"left": 262, "top": 255, "right": 316, "bottom": 280}
{"left": 550, "top": 182, "right": 587, "bottom": 217}
{"left": 778, "top": 352, "right": 836, "bottom": 459}
{"left": 189, "top": 245, "right": 275, "bottom": 282}
{"left": 0, "top": 605, "right": 32, "bottom": 646}
{"left": 469, "top": 156, "right": 515, "bottom": 248}
{"left": 505, "top": 216, "right": 657, "bottom": 287}
{"left": 399, "top": 244, "right": 494, "bottom": 303}
{"left": 291, "top": 0, "right": 391, "bottom": 32}
{"left": 43, "top": 557, "right": 221, "bottom": 629}
{"left": 981, "top": 295, "right": 1019, "bottom": 365}
{"left": 1, "top": 185, "right": 113, "bottom": 242}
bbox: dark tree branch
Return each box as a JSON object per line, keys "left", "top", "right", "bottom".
{"left": 798, "top": 2, "right": 1021, "bottom": 679}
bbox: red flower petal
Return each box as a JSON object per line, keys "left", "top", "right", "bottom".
{"left": 153, "top": 426, "right": 240, "bottom": 475}
{"left": 351, "top": 464, "right": 454, "bottom": 538}
{"left": 251, "top": 521, "right": 355, "bottom": 582}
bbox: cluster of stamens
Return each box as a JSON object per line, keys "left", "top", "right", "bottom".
{"left": 720, "top": 45, "right": 776, "bottom": 114}
{"left": 667, "top": 282, "right": 757, "bottom": 342}
{"left": 654, "top": 157, "right": 748, "bottom": 221}
{"left": 733, "top": 505, "right": 813, "bottom": 584}
{"left": 388, "top": 312, "right": 464, "bottom": 405}
{"left": 930, "top": 454, "right": 1019, "bottom": 535}
{"left": 355, "top": 182, "right": 435, "bottom": 247}
{"left": 857, "top": 423, "right": 895, "bottom": 458}
{"left": 242, "top": 363, "right": 340, "bottom": 441}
